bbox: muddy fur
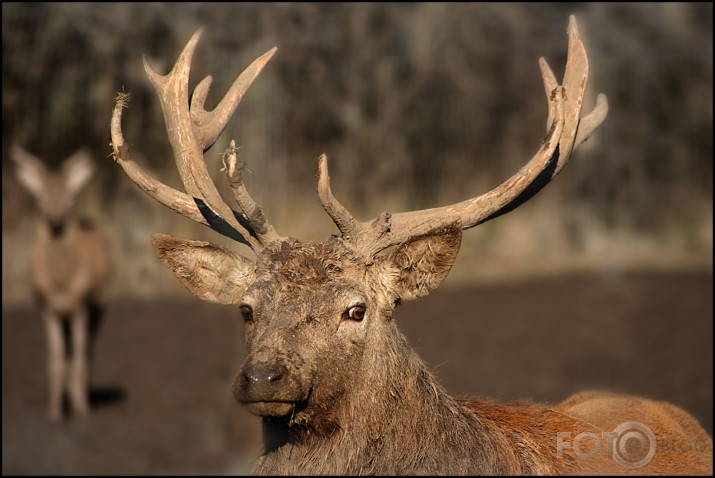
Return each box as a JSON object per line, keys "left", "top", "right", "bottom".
{"left": 251, "top": 328, "right": 581, "bottom": 475}
{"left": 155, "top": 228, "right": 713, "bottom": 475}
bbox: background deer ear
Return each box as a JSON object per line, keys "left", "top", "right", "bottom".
{"left": 11, "top": 143, "right": 47, "bottom": 199}
{"left": 378, "top": 224, "right": 462, "bottom": 302}
{"left": 151, "top": 233, "right": 255, "bottom": 305}
{"left": 62, "top": 149, "right": 94, "bottom": 196}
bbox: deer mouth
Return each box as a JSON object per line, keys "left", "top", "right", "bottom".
{"left": 243, "top": 400, "right": 304, "bottom": 418}
{"left": 234, "top": 381, "right": 311, "bottom": 418}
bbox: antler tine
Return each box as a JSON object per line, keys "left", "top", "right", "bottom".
{"left": 539, "top": 18, "right": 607, "bottom": 161}
{"left": 317, "top": 154, "right": 359, "bottom": 238}
{"left": 142, "top": 29, "right": 204, "bottom": 201}
{"left": 223, "top": 140, "right": 281, "bottom": 243}
{"left": 555, "top": 15, "right": 589, "bottom": 168}
{"left": 191, "top": 48, "right": 277, "bottom": 150}
{"left": 574, "top": 93, "right": 609, "bottom": 148}
{"left": 321, "top": 15, "right": 607, "bottom": 258}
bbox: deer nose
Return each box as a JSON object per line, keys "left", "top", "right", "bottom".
{"left": 236, "top": 360, "right": 288, "bottom": 404}
{"left": 241, "top": 361, "right": 285, "bottom": 385}
{"left": 233, "top": 356, "right": 308, "bottom": 409}
{"left": 243, "top": 364, "right": 284, "bottom": 383}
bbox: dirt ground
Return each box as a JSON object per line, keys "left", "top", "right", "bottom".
{"left": 2, "top": 269, "right": 712, "bottom": 475}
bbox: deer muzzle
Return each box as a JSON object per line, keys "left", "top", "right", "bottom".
{"left": 233, "top": 357, "right": 309, "bottom": 417}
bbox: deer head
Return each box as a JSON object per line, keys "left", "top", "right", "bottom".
{"left": 110, "top": 16, "right": 607, "bottom": 425}
{"left": 12, "top": 145, "right": 94, "bottom": 236}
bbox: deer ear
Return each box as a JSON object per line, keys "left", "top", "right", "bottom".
{"left": 11, "top": 143, "right": 47, "bottom": 199}
{"left": 62, "top": 149, "right": 94, "bottom": 195}
{"left": 379, "top": 224, "right": 462, "bottom": 302}
{"left": 151, "top": 233, "right": 255, "bottom": 304}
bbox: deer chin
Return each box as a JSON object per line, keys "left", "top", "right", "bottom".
{"left": 244, "top": 400, "right": 301, "bottom": 418}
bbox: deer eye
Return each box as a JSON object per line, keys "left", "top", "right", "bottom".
{"left": 343, "top": 305, "right": 366, "bottom": 321}
{"left": 240, "top": 305, "right": 253, "bottom": 322}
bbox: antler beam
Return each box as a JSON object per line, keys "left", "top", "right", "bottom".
{"left": 319, "top": 15, "right": 608, "bottom": 258}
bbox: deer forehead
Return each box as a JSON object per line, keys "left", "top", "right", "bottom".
{"left": 255, "top": 238, "right": 362, "bottom": 286}
{"left": 37, "top": 174, "right": 76, "bottom": 212}
{"left": 39, "top": 174, "right": 68, "bottom": 197}
{"left": 241, "top": 239, "right": 379, "bottom": 314}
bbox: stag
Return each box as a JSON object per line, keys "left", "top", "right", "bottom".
{"left": 12, "top": 146, "right": 112, "bottom": 421}
{"left": 110, "top": 16, "right": 712, "bottom": 475}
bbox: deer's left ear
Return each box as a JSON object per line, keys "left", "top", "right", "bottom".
{"left": 62, "top": 149, "right": 94, "bottom": 195}
{"left": 375, "top": 224, "right": 462, "bottom": 302}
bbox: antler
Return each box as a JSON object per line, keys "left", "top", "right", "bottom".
{"left": 318, "top": 15, "right": 609, "bottom": 258}
{"left": 110, "top": 30, "right": 281, "bottom": 250}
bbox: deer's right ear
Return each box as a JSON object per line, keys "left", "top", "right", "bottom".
{"left": 151, "top": 233, "right": 255, "bottom": 305}
{"left": 11, "top": 144, "right": 47, "bottom": 199}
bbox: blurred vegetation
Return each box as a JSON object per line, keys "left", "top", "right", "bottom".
{"left": 2, "top": 3, "right": 712, "bottom": 304}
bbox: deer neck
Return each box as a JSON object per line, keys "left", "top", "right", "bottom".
{"left": 34, "top": 217, "right": 84, "bottom": 291}
{"left": 254, "top": 327, "right": 514, "bottom": 475}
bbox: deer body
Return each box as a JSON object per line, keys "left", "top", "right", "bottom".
{"left": 13, "top": 146, "right": 112, "bottom": 421}
{"left": 152, "top": 235, "right": 711, "bottom": 475}
{"left": 111, "top": 16, "right": 712, "bottom": 474}
{"left": 31, "top": 217, "right": 109, "bottom": 313}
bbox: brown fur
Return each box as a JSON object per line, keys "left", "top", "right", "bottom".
{"left": 153, "top": 229, "right": 712, "bottom": 475}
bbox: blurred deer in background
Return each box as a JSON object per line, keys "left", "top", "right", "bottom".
{"left": 12, "top": 145, "right": 112, "bottom": 421}
{"left": 110, "top": 16, "right": 712, "bottom": 475}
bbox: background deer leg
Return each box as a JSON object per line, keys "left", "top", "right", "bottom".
{"left": 67, "top": 308, "right": 90, "bottom": 417}
{"left": 43, "top": 310, "right": 66, "bottom": 421}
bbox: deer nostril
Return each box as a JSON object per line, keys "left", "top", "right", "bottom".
{"left": 242, "top": 362, "right": 285, "bottom": 385}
